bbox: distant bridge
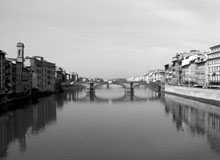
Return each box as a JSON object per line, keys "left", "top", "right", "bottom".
{"left": 72, "top": 90, "right": 161, "bottom": 103}
{"left": 74, "top": 81, "right": 162, "bottom": 93}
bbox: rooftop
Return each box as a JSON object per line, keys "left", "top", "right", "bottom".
{"left": 0, "top": 50, "right": 6, "bottom": 55}
{"left": 25, "top": 55, "right": 55, "bottom": 65}
{"left": 210, "top": 44, "right": 220, "bottom": 50}
{"left": 16, "top": 42, "right": 25, "bottom": 47}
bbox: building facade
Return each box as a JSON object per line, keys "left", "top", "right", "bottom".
{"left": 5, "top": 59, "right": 13, "bottom": 94}
{"left": 181, "top": 53, "right": 208, "bottom": 86}
{"left": 5, "top": 58, "right": 17, "bottom": 96}
{"left": 15, "top": 62, "right": 23, "bottom": 95}
{"left": 71, "top": 72, "right": 78, "bottom": 82}
{"left": 165, "top": 50, "right": 208, "bottom": 86}
{"left": 0, "top": 50, "right": 6, "bottom": 95}
{"left": 195, "top": 55, "right": 207, "bottom": 87}
{"left": 25, "top": 56, "right": 42, "bottom": 91}
{"left": 22, "top": 67, "right": 32, "bottom": 95}
{"left": 42, "top": 59, "right": 56, "bottom": 92}
{"left": 144, "top": 69, "right": 165, "bottom": 83}
{"left": 170, "top": 54, "right": 183, "bottom": 85}
{"left": 152, "top": 69, "right": 165, "bottom": 82}
{"left": 15, "top": 42, "right": 25, "bottom": 96}
{"left": 25, "top": 56, "right": 56, "bottom": 92}
{"left": 144, "top": 70, "right": 155, "bottom": 82}
{"left": 207, "top": 44, "right": 220, "bottom": 88}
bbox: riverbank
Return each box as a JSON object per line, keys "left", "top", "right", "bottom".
{"left": 164, "top": 84, "right": 220, "bottom": 106}
{"left": 0, "top": 84, "right": 84, "bottom": 106}
{"left": 0, "top": 91, "right": 54, "bottom": 106}
{"left": 164, "top": 93, "right": 220, "bottom": 115}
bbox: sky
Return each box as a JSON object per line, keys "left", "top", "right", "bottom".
{"left": 1, "top": 0, "right": 220, "bottom": 79}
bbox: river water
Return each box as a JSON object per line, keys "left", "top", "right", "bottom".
{"left": 0, "top": 87, "right": 220, "bottom": 160}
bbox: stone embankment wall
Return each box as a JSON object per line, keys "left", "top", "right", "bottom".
{"left": 165, "top": 84, "right": 220, "bottom": 105}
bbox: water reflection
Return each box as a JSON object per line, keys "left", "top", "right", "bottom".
{"left": 1, "top": 88, "right": 220, "bottom": 159}
{"left": 164, "top": 94, "right": 220, "bottom": 154}
{"left": 0, "top": 95, "right": 56, "bottom": 158}
{"left": 56, "top": 88, "right": 161, "bottom": 103}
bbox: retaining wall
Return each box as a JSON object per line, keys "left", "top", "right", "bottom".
{"left": 164, "top": 84, "right": 220, "bottom": 106}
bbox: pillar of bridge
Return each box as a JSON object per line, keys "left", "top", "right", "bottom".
{"left": 89, "top": 90, "right": 95, "bottom": 101}
{"left": 130, "top": 91, "right": 134, "bottom": 101}
{"left": 86, "top": 82, "right": 95, "bottom": 94}
{"left": 125, "top": 82, "right": 134, "bottom": 94}
{"left": 86, "top": 83, "right": 95, "bottom": 101}
{"left": 90, "top": 82, "right": 94, "bottom": 91}
{"left": 125, "top": 89, "right": 134, "bottom": 101}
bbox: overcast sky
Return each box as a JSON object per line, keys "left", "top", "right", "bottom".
{"left": 1, "top": 0, "right": 220, "bottom": 79}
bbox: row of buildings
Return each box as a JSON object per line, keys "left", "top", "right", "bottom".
{"left": 130, "top": 43, "right": 220, "bottom": 89}
{"left": 127, "top": 69, "right": 165, "bottom": 83}
{"left": 154, "top": 43, "right": 220, "bottom": 88}
{"left": 0, "top": 42, "right": 78, "bottom": 104}
{"left": 144, "top": 69, "right": 165, "bottom": 83}
{"left": 163, "top": 50, "right": 208, "bottom": 87}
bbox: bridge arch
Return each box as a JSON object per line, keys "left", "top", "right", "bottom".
{"left": 94, "top": 82, "right": 127, "bottom": 89}
{"left": 133, "top": 82, "right": 149, "bottom": 89}
{"left": 133, "top": 82, "right": 162, "bottom": 92}
{"left": 76, "top": 84, "right": 89, "bottom": 89}
{"left": 73, "top": 82, "right": 92, "bottom": 90}
{"left": 148, "top": 82, "right": 162, "bottom": 92}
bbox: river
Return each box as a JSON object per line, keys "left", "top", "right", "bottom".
{"left": 0, "top": 87, "right": 220, "bottom": 160}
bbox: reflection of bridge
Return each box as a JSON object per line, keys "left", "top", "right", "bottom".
{"left": 71, "top": 90, "right": 161, "bottom": 103}
{"left": 74, "top": 81, "right": 162, "bottom": 93}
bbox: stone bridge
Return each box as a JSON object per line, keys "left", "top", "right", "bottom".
{"left": 74, "top": 90, "right": 161, "bottom": 103}
{"left": 74, "top": 81, "right": 162, "bottom": 93}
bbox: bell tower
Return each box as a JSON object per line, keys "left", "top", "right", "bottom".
{"left": 17, "top": 42, "right": 25, "bottom": 64}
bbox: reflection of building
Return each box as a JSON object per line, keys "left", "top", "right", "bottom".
{"left": 207, "top": 113, "right": 220, "bottom": 153}
{"left": 54, "top": 90, "right": 81, "bottom": 108}
{"left": 164, "top": 94, "right": 220, "bottom": 153}
{"left": 0, "top": 95, "right": 57, "bottom": 158}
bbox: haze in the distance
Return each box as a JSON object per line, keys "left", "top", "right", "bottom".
{"left": 0, "top": 0, "right": 219, "bottom": 79}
